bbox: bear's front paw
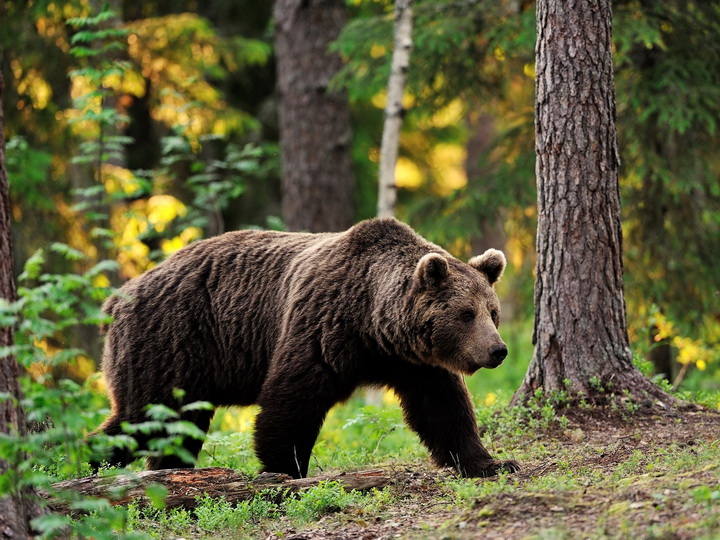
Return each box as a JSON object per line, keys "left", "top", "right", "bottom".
{"left": 462, "top": 459, "right": 520, "bottom": 478}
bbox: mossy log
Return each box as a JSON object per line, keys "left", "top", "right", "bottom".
{"left": 42, "top": 467, "right": 391, "bottom": 514}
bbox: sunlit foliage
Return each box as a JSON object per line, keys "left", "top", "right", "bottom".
{"left": 2, "top": 0, "right": 718, "bottom": 396}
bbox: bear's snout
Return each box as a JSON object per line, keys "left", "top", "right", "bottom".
{"left": 488, "top": 343, "right": 508, "bottom": 368}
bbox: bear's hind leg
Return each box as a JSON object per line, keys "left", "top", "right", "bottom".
{"left": 254, "top": 405, "right": 330, "bottom": 479}
{"left": 254, "top": 358, "right": 348, "bottom": 479}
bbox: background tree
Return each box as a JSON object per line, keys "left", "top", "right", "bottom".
{"left": 0, "top": 65, "right": 45, "bottom": 540}
{"left": 1, "top": 1, "right": 718, "bottom": 468}
{"left": 274, "top": 0, "right": 356, "bottom": 232}
{"left": 614, "top": 0, "right": 720, "bottom": 383}
{"left": 512, "top": 0, "right": 673, "bottom": 404}
{"left": 376, "top": 0, "right": 412, "bottom": 219}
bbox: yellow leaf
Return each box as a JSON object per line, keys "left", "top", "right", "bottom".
{"left": 395, "top": 157, "right": 423, "bottom": 189}
{"left": 93, "top": 274, "right": 111, "bottom": 288}
{"left": 370, "top": 44, "right": 387, "bottom": 59}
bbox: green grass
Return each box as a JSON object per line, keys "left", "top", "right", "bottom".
{"left": 123, "top": 482, "right": 396, "bottom": 539}
{"left": 37, "top": 381, "right": 720, "bottom": 539}
{"left": 438, "top": 437, "right": 720, "bottom": 539}
{"left": 25, "top": 309, "right": 720, "bottom": 538}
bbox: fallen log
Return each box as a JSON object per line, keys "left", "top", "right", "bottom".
{"left": 42, "top": 468, "right": 391, "bottom": 514}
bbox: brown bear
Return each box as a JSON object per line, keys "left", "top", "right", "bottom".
{"left": 97, "top": 217, "right": 519, "bottom": 478}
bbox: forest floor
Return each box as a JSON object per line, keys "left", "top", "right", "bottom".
{"left": 264, "top": 408, "right": 720, "bottom": 540}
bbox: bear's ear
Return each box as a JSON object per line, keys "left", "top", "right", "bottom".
{"left": 469, "top": 249, "right": 507, "bottom": 286}
{"left": 415, "top": 253, "right": 449, "bottom": 287}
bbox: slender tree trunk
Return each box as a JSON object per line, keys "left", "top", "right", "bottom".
{"left": 274, "top": 0, "right": 355, "bottom": 232}
{"left": 0, "top": 64, "right": 45, "bottom": 540}
{"left": 512, "top": 0, "right": 672, "bottom": 406}
{"left": 364, "top": 0, "right": 413, "bottom": 407}
{"left": 377, "top": 0, "right": 413, "bottom": 219}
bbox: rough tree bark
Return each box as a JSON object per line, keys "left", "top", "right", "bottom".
{"left": 512, "top": 0, "right": 673, "bottom": 405}
{"left": 0, "top": 65, "right": 45, "bottom": 540}
{"left": 274, "top": 0, "right": 355, "bottom": 232}
{"left": 377, "top": 0, "right": 413, "bottom": 219}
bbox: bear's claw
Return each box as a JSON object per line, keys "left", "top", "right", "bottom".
{"left": 462, "top": 459, "right": 521, "bottom": 478}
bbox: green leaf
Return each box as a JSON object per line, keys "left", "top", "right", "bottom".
{"left": 84, "top": 260, "right": 120, "bottom": 278}
{"left": 145, "top": 483, "right": 169, "bottom": 509}
{"left": 166, "top": 421, "right": 206, "bottom": 440}
{"left": 19, "top": 250, "right": 45, "bottom": 282}
{"left": 30, "top": 513, "right": 72, "bottom": 536}
{"left": 180, "top": 401, "right": 214, "bottom": 413}
{"left": 50, "top": 243, "right": 87, "bottom": 262}
{"left": 122, "top": 420, "right": 164, "bottom": 435}
{"left": 144, "top": 404, "right": 180, "bottom": 421}
{"left": 70, "top": 497, "right": 113, "bottom": 512}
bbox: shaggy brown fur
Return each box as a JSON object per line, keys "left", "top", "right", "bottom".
{"left": 97, "top": 217, "right": 519, "bottom": 478}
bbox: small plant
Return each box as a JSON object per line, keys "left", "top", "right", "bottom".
{"left": 589, "top": 376, "right": 605, "bottom": 393}
{"left": 192, "top": 491, "right": 281, "bottom": 532}
{"left": 343, "top": 405, "right": 404, "bottom": 456}
{"left": 126, "top": 502, "right": 193, "bottom": 539}
{"left": 67, "top": 6, "right": 133, "bottom": 255}
{"left": 159, "top": 130, "right": 278, "bottom": 238}
{"left": 199, "top": 429, "right": 259, "bottom": 473}
{"left": 194, "top": 494, "right": 249, "bottom": 531}
{"left": 612, "top": 449, "right": 646, "bottom": 480}
{"left": 445, "top": 471, "right": 515, "bottom": 507}
{"left": 621, "top": 389, "right": 641, "bottom": 416}
{"left": 364, "top": 487, "right": 397, "bottom": 515}
{"left": 0, "top": 248, "right": 153, "bottom": 535}
{"left": 284, "top": 481, "right": 361, "bottom": 523}
{"left": 120, "top": 392, "right": 213, "bottom": 467}
{"left": 244, "top": 491, "right": 282, "bottom": 522}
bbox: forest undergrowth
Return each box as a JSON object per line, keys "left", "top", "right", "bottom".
{"left": 3, "top": 252, "right": 718, "bottom": 539}
{"left": 116, "top": 393, "right": 720, "bottom": 540}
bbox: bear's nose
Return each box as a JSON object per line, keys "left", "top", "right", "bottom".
{"left": 489, "top": 344, "right": 508, "bottom": 364}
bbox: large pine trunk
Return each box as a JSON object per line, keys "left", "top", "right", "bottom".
{"left": 274, "top": 0, "right": 355, "bottom": 232}
{"left": 0, "top": 66, "right": 45, "bottom": 540}
{"left": 513, "top": 0, "right": 671, "bottom": 405}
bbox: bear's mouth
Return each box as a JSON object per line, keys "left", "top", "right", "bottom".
{"left": 435, "top": 352, "right": 502, "bottom": 375}
{"left": 485, "top": 355, "right": 505, "bottom": 369}
{"left": 450, "top": 359, "right": 486, "bottom": 375}
{"left": 457, "top": 355, "right": 504, "bottom": 374}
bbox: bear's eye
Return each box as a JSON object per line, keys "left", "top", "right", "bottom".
{"left": 460, "top": 310, "right": 475, "bottom": 323}
{"left": 490, "top": 309, "right": 499, "bottom": 326}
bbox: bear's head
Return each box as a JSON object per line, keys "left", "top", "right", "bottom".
{"left": 411, "top": 249, "right": 508, "bottom": 375}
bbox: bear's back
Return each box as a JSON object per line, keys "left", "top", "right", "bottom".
{"left": 100, "top": 219, "right": 447, "bottom": 403}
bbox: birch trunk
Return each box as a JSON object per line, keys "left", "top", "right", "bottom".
{"left": 377, "top": 0, "right": 413, "bottom": 219}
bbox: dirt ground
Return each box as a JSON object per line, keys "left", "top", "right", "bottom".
{"left": 267, "top": 408, "right": 720, "bottom": 539}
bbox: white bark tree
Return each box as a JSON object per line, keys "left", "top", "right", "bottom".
{"left": 377, "top": 0, "right": 413, "bottom": 218}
